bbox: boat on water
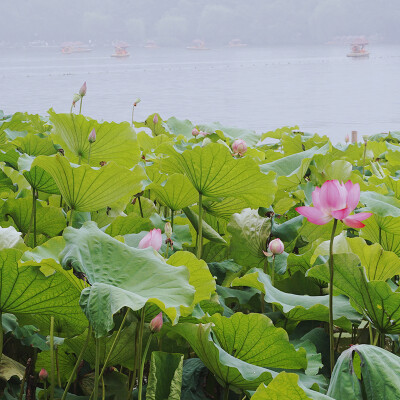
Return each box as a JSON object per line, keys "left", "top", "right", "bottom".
{"left": 186, "top": 39, "right": 209, "bottom": 50}
{"left": 228, "top": 39, "right": 247, "bottom": 47}
{"left": 111, "top": 42, "right": 130, "bottom": 58}
{"left": 144, "top": 40, "right": 158, "bottom": 49}
{"left": 61, "top": 42, "right": 92, "bottom": 54}
{"left": 347, "top": 37, "right": 369, "bottom": 57}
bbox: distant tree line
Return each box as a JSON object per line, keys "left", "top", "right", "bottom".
{"left": 2, "top": 0, "right": 399, "bottom": 45}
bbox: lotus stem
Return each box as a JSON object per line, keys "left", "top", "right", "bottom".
{"left": 138, "top": 334, "right": 153, "bottom": 400}
{"left": 70, "top": 104, "right": 74, "bottom": 114}
{"left": 223, "top": 386, "right": 230, "bottom": 400}
{"left": 50, "top": 316, "right": 55, "bottom": 400}
{"left": 271, "top": 256, "right": 276, "bottom": 312}
{"left": 97, "top": 309, "right": 129, "bottom": 382}
{"left": 43, "top": 381, "right": 47, "bottom": 399}
{"left": 362, "top": 141, "right": 367, "bottom": 178}
{"left": 70, "top": 209, "right": 74, "bottom": 227}
{"left": 56, "top": 347, "right": 61, "bottom": 387}
{"left": 329, "top": 218, "right": 338, "bottom": 374}
{"left": 369, "top": 323, "right": 373, "bottom": 345}
{"left": 0, "top": 312, "right": 3, "bottom": 364}
{"left": 131, "top": 107, "right": 135, "bottom": 126}
{"left": 33, "top": 188, "right": 37, "bottom": 248}
{"left": 170, "top": 210, "right": 174, "bottom": 231}
{"left": 102, "top": 376, "right": 105, "bottom": 400}
{"left": 373, "top": 331, "right": 380, "bottom": 346}
{"left": 93, "top": 337, "right": 101, "bottom": 399}
{"left": 79, "top": 98, "right": 83, "bottom": 115}
{"left": 138, "top": 197, "right": 144, "bottom": 218}
{"left": 18, "top": 357, "right": 29, "bottom": 400}
{"left": 261, "top": 258, "right": 268, "bottom": 314}
{"left": 88, "top": 143, "right": 92, "bottom": 165}
{"left": 61, "top": 326, "right": 92, "bottom": 400}
{"left": 197, "top": 193, "right": 203, "bottom": 259}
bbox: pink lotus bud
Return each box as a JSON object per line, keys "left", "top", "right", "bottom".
{"left": 72, "top": 94, "right": 81, "bottom": 106}
{"left": 164, "top": 222, "right": 172, "bottom": 239}
{"left": 192, "top": 128, "right": 200, "bottom": 136}
{"left": 153, "top": 114, "right": 159, "bottom": 124}
{"left": 39, "top": 368, "right": 48, "bottom": 381}
{"left": 268, "top": 238, "right": 284, "bottom": 255}
{"left": 149, "top": 312, "right": 163, "bottom": 333}
{"left": 345, "top": 134, "right": 350, "bottom": 143}
{"left": 88, "top": 128, "right": 96, "bottom": 143}
{"left": 133, "top": 98, "right": 141, "bottom": 107}
{"left": 79, "top": 82, "right": 87, "bottom": 97}
{"left": 232, "top": 139, "right": 247, "bottom": 156}
{"left": 138, "top": 228, "right": 162, "bottom": 251}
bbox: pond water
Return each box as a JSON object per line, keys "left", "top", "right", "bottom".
{"left": 1, "top": 44, "right": 400, "bottom": 143}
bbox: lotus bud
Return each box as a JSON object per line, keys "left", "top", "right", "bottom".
{"left": 345, "top": 134, "right": 350, "bottom": 143}
{"left": 39, "top": 368, "right": 48, "bottom": 381}
{"left": 79, "top": 82, "right": 87, "bottom": 97}
{"left": 149, "top": 312, "right": 163, "bottom": 333}
{"left": 153, "top": 114, "right": 158, "bottom": 124}
{"left": 88, "top": 128, "right": 96, "bottom": 143}
{"left": 268, "top": 238, "right": 284, "bottom": 255}
{"left": 72, "top": 94, "right": 81, "bottom": 106}
{"left": 138, "top": 228, "right": 162, "bottom": 251}
{"left": 165, "top": 222, "right": 172, "bottom": 239}
{"left": 232, "top": 139, "right": 247, "bottom": 156}
{"left": 202, "top": 137, "right": 212, "bottom": 147}
{"left": 192, "top": 128, "right": 200, "bottom": 136}
{"left": 133, "top": 98, "right": 141, "bottom": 107}
{"left": 362, "top": 135, "right": 369, "bottom": 144}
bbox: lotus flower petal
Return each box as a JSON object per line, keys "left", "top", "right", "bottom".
{"left": 296, "top": 206, "right": 332, "bottom": 225}
{"left": 342, "top": 213, "right": 373, "bottom": 229}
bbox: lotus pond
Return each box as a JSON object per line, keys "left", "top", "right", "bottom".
{"left": 1, "top": 93, "right": 400, "bottom": 399}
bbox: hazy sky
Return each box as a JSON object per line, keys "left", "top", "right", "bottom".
{"left": 1, "top": 0, "right": 399, "bottom": 46}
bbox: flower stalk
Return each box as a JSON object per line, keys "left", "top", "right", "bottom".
{"left": 197, "top": 193, "right": 203, "bottom": 259}
{"left": 49, "top": 316, "right": 55, "bottom": 400}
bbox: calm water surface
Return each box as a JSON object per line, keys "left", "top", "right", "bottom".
{"left": 1, "top": 45, "right": 400, "bottom": 143}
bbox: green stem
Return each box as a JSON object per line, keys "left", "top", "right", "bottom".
{"left": 223, "top": 386, "right": 230, "bottom": 400}
{"left": 138, "top": 334, "right": 153, "bottom": 400}
{"left": 138, "top": 197, "right": 144, "bottom": 218}
{"left": 271, "top": 256, "right": 276, "bottom": 312}
{"left": 79, "top": 98, "right": 83, "bottom": 115}
{"left": 362, "top": 142, "right": 367, "bottom": 178}
{"left": 50, "top": 316, "right": 55, "bottom": 400}
{"left": 0, "top": 312, "right": 3, "bottom": 364}
{"left": 61, "top": 326, "right": 92, "bottom": 400}
{"left": 197, "top": 193, "right": 203, "bottom": 259}
{"left": 18, "top": 359, "right": 28, "bottom": 400}
{"left": 88, "top": 143, "right": 92, "bottom": 165}
{"left": 98, "top": 310, "right": 129, "bottom": 382}
{"left": 373, "top": 331, "right": 380, "bottom": 346}
{"left": 70, "top": 209, "right": 74, "bottom": 227}
{"left": 70, "top": 104, "right": 74, "bottom": 114}
{"left": 170, "top": 210, "right": 174, "bottom": 231}
{"left": 261, "top": 258, "right": 268, "bottom": 314}
{"left": 102, "top": 376, "right": 105, "bottom": 400}
{"left": 56, "top": 347, "right": 61, "bottom": 388}
{"left": 369, "top": 323, "right": 374, "bottom": 345}
{"left": 379, "top": 227, "right": 382, "bottom": 246}
{"left": 60, "top": 195, "right": 63, "bottom": 208}
{"left": 33, "top": 189, "right": 37, "bottom": 248}
{"left": 93, "top": 337, "right": 100, "bottom": 399}
{"left": 131, "top": 106, "right": 135, "bottom": 126}
{"left": 164, "top": 242, "right": 169, "bottom": 259}
{"left": 328, "top": 219, "right": 338, "bottom": 375}
{"left": 44, "top": 381, "right": 47, "bottom": 399}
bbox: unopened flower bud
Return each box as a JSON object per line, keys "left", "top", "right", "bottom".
{"left": 192, "top": 128, "right": 199, "bottom": 136}
{"left": 165, "top": 222, "right": 172, "bottom": 239}
{"left": 72, "top": 94, "right": 81, "bottom": 106}
{"left": 153, "top": 114, "right": 158, "bottom": 124}
{"left": 39, "top": 368, "right": 48, "bottom": 381}
{"left": 345, "top": 134, "right": 350, "bottom": 143}
{"left": 232, "top": 139, "right": 247, "bottom": 156}
{"left": 149, "top": 312, "right": 163, "bottom": 333}
{"left": 88, "top": 128, "right": 96, "bottom": 143}
{"left": 268, "top": 238, "right": 284, "bottom": 255}
{"left": 362, "top": 135, "right": 368, "bottom": 144}
{"left": 79, "top": 82, "right": 87, "bottom": 97}
{"left": 133, "top": 98, "right": 141, "bottom": 107}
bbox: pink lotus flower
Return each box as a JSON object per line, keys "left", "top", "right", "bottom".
{"left": 149, "top": 312, "right": 163, "bottom": 333}
{"left": 192, "top": 128, "right": 200, "bottom": 137}
{"left": 138, "top": 228, "right": 162, "bottom": 251}
{"left": 39, "top": 368, "right": 48, "bottom": 380}
{"left": 296, "top": 180, "right": 372, "bottom": 229}
{"left": 268, "top": 238, "right": 284, "bottom": 255}
{"left": 79, "top": 82, "right": 87, "bottom": 97}
{"left": 88, "top": 128, "right": 96, "bottom": 143}
{"left": 232, "top": 139, "right": 247, "bottom": 156}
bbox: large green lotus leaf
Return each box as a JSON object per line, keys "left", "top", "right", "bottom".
{"left": 160, "top": 143, "right": 276, "bottom": 208}
{"left": 368, "top": 175, "right": 400, "bottom": 198}
{"left": 0, "top": 248, "right": 87, "bottom": 337}
{"left": 204, "top": 313, "right": 307, "bottom": 370}
{"left": 0, "top": 148, "right": 20, "bottom": 170}
{"left": 0, "top": 112, "right": 35, "bottom": 144}
{"left": 149, "top": 174, "right": 198, "bottom": 211}
{"left": 137, "top": 131, "right": 174, "bottom": 154}
{"left": 360, "top": 214, "right": 400, "bottom": 257}
{"left": 227, "top": 209, "right": 271, "bottom": 270}
{"left": 32, "top": 154, "right": 146, "bottom": 212}
{"left": 232, "top": 269, "right": 360, "bottom": 331}
{"left": 19, "top": 153, "right": 60, "bottom": 194}
{"left": 164, "top": 116, "right": 194, "bottom": 138}
{"left": 0, "top": 169, "right": 16, "bottom": 193}
{"left": 167, "top": 251, "right": 216, "bottom": 315}
{"left": 147, "top": 351, "right": 183, "bottom": 400}
{"left": 3, "top": 197, "right": 66, "bottom": 237}
{"left": 260, "top": 144, "right": 330, "bottom": 190}
{"left": 251, "top": 372, "right": 333, "bottom": 400}
{"left": 327, "top": 345, "right": 400, "bottom": 400}
{"left": 203, "top": 197, "right": 249, "bottom": 221}
{"left": 170, "top": 319, "right": 321, "bottom": 392}
{"left": 49, "top": 110, "right": 140, "bottom": 167}
{"left": 307, "top": 254, "right": 400, "bottom": 334}
{"left": 359, "top": 191, "right": 400, "bottom": 217}
{"left": 104, "top": 214, "right": 153, "bottom": 236}
{"left": 60, "top": 222, "right": 195, "bottom": 337}
{"left": 346, "top": 237, "right": 400, "bottom": 281}
{"left": 13, "top": 133, "right": 56, "bottom": 156}
{"left": 134, "top": 113, "right": 171, "bottom": 137}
